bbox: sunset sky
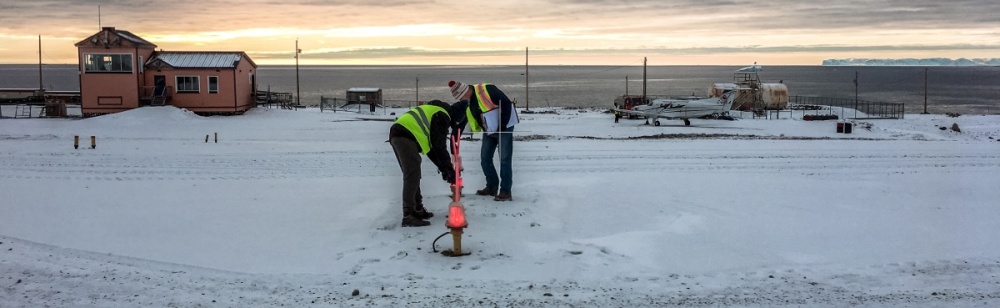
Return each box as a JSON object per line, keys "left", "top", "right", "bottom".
{"left": 1, "top": 0, "right": 998, "bottom": 66}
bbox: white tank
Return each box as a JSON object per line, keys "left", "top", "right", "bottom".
{"left": 761, "top": 83, "right": 788, "bottom": 110}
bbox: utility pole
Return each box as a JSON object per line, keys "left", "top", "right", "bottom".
{"left": 525, "top": 47, "right": 529, "bottom": 111}
{"left": 38, "top": 35, "right": 43, "bottom": 91}
{"left": 642, "top": 57, "right": 647, "bottom": 104}
{"left": 923, "top": 68, "right": 929, "bottom": 114}
{"left": 415, "top": 76, "right": 419, "bottom": 107}
{"left": 852, "top": 70, "right": 858, "bottom": 119}
{"left": 295, "top": 39, "right": 301, "bottom": 107}
{"left": 625, "top": 75, "right": 629, "bottom": 97}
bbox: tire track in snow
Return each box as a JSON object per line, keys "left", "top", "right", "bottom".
{"left": 0, "top": 152, "right": 401, "bottom": 181}
{"left": 517, "top": 152, "right": 1000, "bottom": 175}
{"left": 2, "top": 149, "right": 998, "bottom": 181}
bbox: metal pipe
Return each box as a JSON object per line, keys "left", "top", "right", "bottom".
{"left": 450, "top": 228, "right": 463, "bottom": 255}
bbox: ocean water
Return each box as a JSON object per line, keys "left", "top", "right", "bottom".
{"left": 3, "top": 64, "right": 998, "bottom": 114}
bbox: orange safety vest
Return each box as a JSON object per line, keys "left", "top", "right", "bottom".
{"left": 466, "top": 83, "right": 500, "bottom": 132}
{"left": 474, "top": 83, "right": 498, "bottom": 112}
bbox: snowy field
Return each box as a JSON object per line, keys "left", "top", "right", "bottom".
{"left": 2, "top": 106, "right": 999, "bottom": 307}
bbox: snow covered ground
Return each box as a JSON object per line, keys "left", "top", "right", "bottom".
{"left": 2, "top": 106, "right": 999, "bottom": 307}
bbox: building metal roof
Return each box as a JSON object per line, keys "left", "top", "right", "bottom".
{"left": 74, "top": 27, "right": 157, "bottom": 48}
{"left": 148, "top": 52, "right": 250, "bottom": 68}
{"left": 348, "top": 88, "right": 382, "bottom": 92}
{"left": 114, "top": 30, "right": 156, "bottom": 47}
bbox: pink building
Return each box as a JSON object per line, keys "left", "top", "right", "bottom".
{"left": 75, "top": 27, "right": 257, "bottom": 116}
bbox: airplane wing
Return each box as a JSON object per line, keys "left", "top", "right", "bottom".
{"left": 613, "top": 106, "right": 684, "bottom": 120}
{"left": 614, "top": 107, "right": 657, "bottom": 119}
{"left": 614, "top": 91, "right": 736, "bottom": 126}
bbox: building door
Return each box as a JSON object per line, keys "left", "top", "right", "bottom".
{"left": 250, "top": 73, "right": 256, "bottom": 100}
{"left": 148, "top": 75, "right": 167, "bottom": 106}
{"left": 154, "top": 75, "right": 166, "bottom": 96}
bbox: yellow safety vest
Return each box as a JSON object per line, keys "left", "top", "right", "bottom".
{"left": 395, "top": 105, "right": 449, "bottom": 154}
{"left": 466, "top": 107, "right": 481, "bottom": 132}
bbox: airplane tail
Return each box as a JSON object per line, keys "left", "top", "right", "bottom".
{"left": 720, "top": 90, "right": 738, "bottom": 111}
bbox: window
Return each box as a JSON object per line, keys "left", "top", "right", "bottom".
{"left": 176, "top": 76, "right": 200, "bottom": 93}
{"left": 208, "top": 76, "right": 219, "bottom": 93}
{"left": 84, "top": 54, "right": 133, "bottom": 73}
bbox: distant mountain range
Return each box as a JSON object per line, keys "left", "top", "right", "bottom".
{"left": 822, "top": 58, "right": 1000, "bottom": 66}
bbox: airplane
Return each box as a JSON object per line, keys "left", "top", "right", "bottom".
{"left": 614, "top": 90, "right": 738, "bottom": 126}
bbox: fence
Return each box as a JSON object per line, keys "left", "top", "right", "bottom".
{"left": 256, "top": 90, "right": 295, "bottom": 109}
{"left": 1, "top": 102, "right": 82, "bottom": 118}
{"left": 789, "top": 96, "right": 905, "bottom": 119}
{"left": 319, "top": 97, "right": 423, "bottom": 114}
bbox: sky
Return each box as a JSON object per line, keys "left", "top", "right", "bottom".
{"left": 1, "top": 0, "right": 999, "bottom": 66}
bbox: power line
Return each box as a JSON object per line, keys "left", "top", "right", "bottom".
{"left": 40, "top": 51, "right": 74, "bottom": 65}
{"left": 527, "top": 59, "right": 645, "bottom": 77}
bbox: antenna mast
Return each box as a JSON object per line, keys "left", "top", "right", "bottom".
{"left": 98, "top": 6, "right": 102, "bottom": 30}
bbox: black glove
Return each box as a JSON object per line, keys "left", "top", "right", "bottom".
{"left": 442, "top": 169, "right": 456, "bottom": 184}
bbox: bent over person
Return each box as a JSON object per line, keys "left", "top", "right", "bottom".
{"left": 389, "top": 100, "right": 456, "bottom": 227}
{"left": 448, "top": 80, "right": 519, "bottom": 201}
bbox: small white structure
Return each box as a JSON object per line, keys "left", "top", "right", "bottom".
{"left": 346, "top": 87, "right": 383, "bottom": 107}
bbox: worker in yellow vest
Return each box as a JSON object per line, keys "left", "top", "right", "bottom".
{"left": 389, "top": 100, "right": 456, "bottom": 227}
{"left": 448, "top": 80, "right": 519, "bottom": 201}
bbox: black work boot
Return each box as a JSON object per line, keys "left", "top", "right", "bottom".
{"left": 475, "top": 187, "right": 497, "bottom": 196}
{"left": 413, "top": 208, "right": 434, "bottom": 219}
{"left": 494, "top": 191, "right": 513, "bottom": 201}
{"left": 401, "top": 215, "right": 430, "bottom": 227}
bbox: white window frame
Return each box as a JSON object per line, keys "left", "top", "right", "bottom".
{"left": 208, "top": 76, "right": 219, "bottom": 93}
{"left": 175, "top": 75, "right": 200, "bottom": 93}
{"left": 83, "top": 53, "right": 134, "bottom": 73}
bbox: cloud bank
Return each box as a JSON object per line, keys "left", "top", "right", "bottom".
{"left": 822, "top": 58, "right": 1000, "bottom": 66}
{"left": 0, "top": 0, "right": 998, "bottom": 64}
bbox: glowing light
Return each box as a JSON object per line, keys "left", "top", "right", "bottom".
{"left": 446, "top": 202, "right": 468, "bottom": 229}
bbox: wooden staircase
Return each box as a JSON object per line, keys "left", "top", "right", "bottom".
{"left": 151, "top": 95, "right": 167, "bottom": 106}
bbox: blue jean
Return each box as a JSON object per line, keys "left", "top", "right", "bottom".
{"left": 481, "top": 127, "right": 514, "bottom": 193}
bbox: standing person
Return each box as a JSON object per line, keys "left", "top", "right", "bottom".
{"left": 389, "top": 100, "right": 456, "bottom": 227}
{"left": 448, "top": 80, "right": 519, "bottom": 201}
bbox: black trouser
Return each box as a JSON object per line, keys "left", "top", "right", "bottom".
{"left": 389, "top": 136, "right": 423, "bottom": 216}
